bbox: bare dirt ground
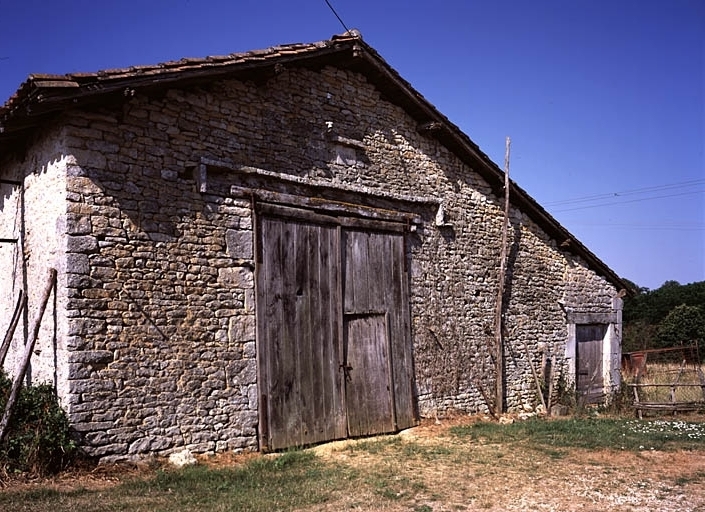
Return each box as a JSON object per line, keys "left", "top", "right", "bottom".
{"left": 4, "top": 415, "right": 705, "bottom": 511}
{"left": 308, "top": 416, "right": 705, "bottom": 511}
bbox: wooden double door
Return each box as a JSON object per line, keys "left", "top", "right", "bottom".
{"left": 256, "top": 205, "right": 416, "bottom": 450}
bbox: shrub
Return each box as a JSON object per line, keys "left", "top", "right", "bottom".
{"left": 0, "top": 369, "right": 76, "bottom": 476}
{"left": 603, "top": 376, "right": 634, "bottom": 414}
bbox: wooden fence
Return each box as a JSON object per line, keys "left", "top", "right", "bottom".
{"left": 628, "top": 361, "right": 705, "bottom": 419}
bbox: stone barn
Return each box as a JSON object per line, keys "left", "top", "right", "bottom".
{"left": 0, "top": 32, "right": 627, "bottom": 460}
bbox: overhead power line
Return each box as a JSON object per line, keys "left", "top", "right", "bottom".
{"left": 544, "top": 179, "right": 705, "bottom": 208}
{"left": 552, "top": 189, "right": 705, "bottom": 213}
{"left": 324, "top": 0, "right": 351, "bottom": 34}
{"left": 570, "top": 223, "right": 705, "bottom": 231}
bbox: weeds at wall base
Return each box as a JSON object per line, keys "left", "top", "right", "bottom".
{"left": 0, "top": 370, "right": 77, "bottom": 478}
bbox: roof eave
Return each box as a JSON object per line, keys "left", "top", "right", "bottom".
{"left": 350, "top": 41, "right": 629, "bottom": 292}
{"left": 0, "top": 38, "right": 359, "bottom": 138}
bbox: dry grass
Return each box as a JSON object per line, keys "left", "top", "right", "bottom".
{"left": 627, "top": 363, "right": 705, "bottom": 404}
{"left": 1, "top": 414, "right": 705, "bottom": 511}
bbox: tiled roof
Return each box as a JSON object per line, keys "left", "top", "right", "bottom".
{"left": 0, "top": 36, "right": 353, "bottom": 132}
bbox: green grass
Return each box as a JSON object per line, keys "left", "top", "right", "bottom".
{"left": 126, "top": 451, "right": 336, "bottom": 509}
{"left": 450, "top": 417, "right": 705, "bottom": 452}
{"left": 346, "top": 436, "right": 452, "bottom": 460}
{"left": 2, "top": 417, "right": 704, "bottom": 511}
{"left": 674, "top": 470, "right": 705, "bottom": 487}
{"left": 0, "top": 451, "right": 356, "bottom": 512}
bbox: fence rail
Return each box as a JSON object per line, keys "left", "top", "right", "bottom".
{"left": 628, "top": 368, "right": 705, "bottom": 419}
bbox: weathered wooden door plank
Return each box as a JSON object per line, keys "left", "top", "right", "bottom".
{"left": 344, "top": 313, "right": 395, "bottom": 436}
{"left": 256, "top": 216, "right": 282, "bottom": 450}
{"left": 277, "top": 219, "right": 301, "bottom": 448}
{"left": 576, "top": 324, "right": 606, "bottom": 404}
{"left": 319, "top": 226, "right": 347, "bottom": 440}
{"left": 389, "top": 232, "right": 416, "bottom": 430}
{"left": 343, "top": 229, "right": 411, "bottom": 436}
{"left": 294, "top": 222, "right": 313, "bottom": 446}
{"left": 258, "top": 214, "right": 345, "bottom": 450}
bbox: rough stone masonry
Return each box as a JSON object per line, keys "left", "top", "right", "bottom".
{"left": 0, "top": 36, "right": 624, "bottom": 461}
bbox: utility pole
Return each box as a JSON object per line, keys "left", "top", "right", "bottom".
{"left": 494, "top": 136, "right": 511, "bottom": 415}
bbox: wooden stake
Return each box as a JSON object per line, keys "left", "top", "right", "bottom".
{"left": 474, "top": 379, "right": 496, "bottom": 419}
{"left": 546, "top": 355, "right": 556, "bottom": 415}
{"left": 524, "top": 343, "right": 546, "bottom": 412}
{"left": 494, "top": 137, "right": 511, "bottom": 415}
{"left": 670, "top": 359, "right": 687, "bottom": 404}
{"left": 0, "top": 290, "right": 26, "bottom": 367}
{"left": 0, "top": 269, "right": 56, "bottom": 444}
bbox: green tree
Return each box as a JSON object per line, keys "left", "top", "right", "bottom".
{"left": 622, "top": 320, "right": 659, "bottom": 352}
{"left": 623, "top": 280, "right": 705, "bottom": 349}
{"left": 656, "top": 304, "right": 705, "bottom": 348}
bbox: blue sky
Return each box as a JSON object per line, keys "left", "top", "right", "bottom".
{"left": 0, "top": 0, "right": 703, "bottom": 289}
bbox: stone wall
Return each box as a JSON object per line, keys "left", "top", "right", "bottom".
{"left": 0, "top": 159, "right": 23, "bottom": 364}
{"left": 62, "top": 112, "right": 258, "bottom": 458}
{"left": 563, "top": 257, "right": 623, "bottom": 399}
{"left": 2, "top": 63, "right": 620, "bottom": 460}
{"left": 0, "top": 130, "right": 69, "bottom": 402}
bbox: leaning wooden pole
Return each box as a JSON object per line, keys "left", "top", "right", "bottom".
{"left": 494, "top": 137, "right": 511, "bottom": 415}
{"left": 0, "top": 290, "right": 26, "bottom": 367}
{"left": 524, "top": 343, "right": 546, "bottom": 412}
{"left": 0, "top": 269, "right": 57, "bottom": 444}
